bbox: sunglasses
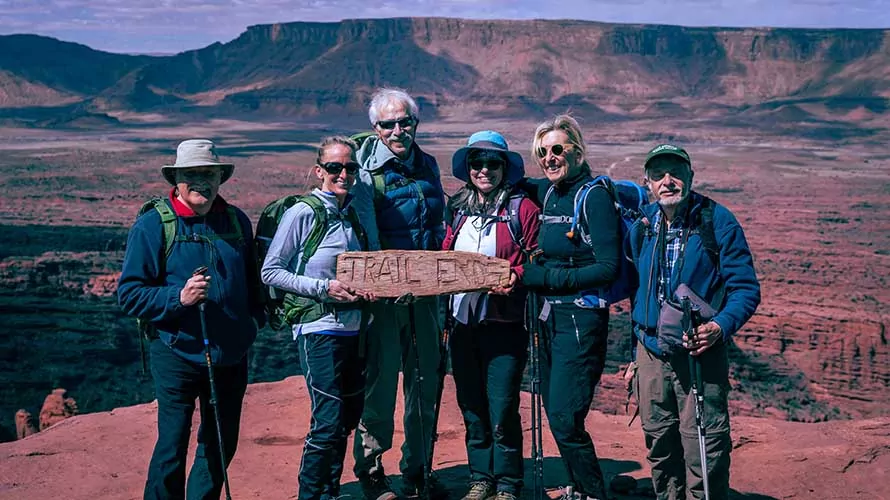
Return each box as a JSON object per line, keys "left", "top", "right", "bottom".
{"left": 645, "top": 164, "right": 691, "bottom": 181}
{"left": 535, "top": 143, "right": 573, "bottom": 158}
{"left": 376, "top": 116, "right": 417, "bottom": 130}
{"left": 318, "top": 161, "right": 360, "bottom": 175}
{"left": 469, "top": 160, "right": 504, "bottom": 171}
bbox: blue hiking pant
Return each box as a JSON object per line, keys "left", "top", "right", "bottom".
{"left": 144, "top": 339, "right": 247, "bottom": 500}
{"left": 450, "top": 320, "right": 527, "bottom": 496}
{"left": 298, "top": 333, "right": 365, "bottom": 500}
{"left": 538, "top": 302, "right": 610, "bottom": 499}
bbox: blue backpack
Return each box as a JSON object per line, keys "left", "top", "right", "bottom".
{"left": 543, "top": 175, "right": 649, "bottom": 307}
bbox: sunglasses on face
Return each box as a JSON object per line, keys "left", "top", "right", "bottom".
{"left": 318, "top": 161, "right": 360, "bottom": 175}
{"left": 179, "top": 169, "right": 220, "bottom": 181}
{"left": 646, "top": 165, "right": 690, "bottom": 181}
{"left": 469, "top": 159, "right": 504, "bottom": 171}
{"left": 375, "top": 116, "right": 417, "bottom": 130}
{"left": 536, "top": 143, "right": 573, "bottom": 158}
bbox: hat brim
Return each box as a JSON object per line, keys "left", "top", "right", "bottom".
{"left": 644, "top": 151, "right": 690, "bottom": 169}
{"left": 452, "top": 144, "right": 524, "bottom": 186}
{"left": 161, "top": 162, "right": 235, "bottom": 186}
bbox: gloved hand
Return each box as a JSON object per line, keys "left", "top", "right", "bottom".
{"left": 521, "top": 263, "right": 548, "bottom": 288}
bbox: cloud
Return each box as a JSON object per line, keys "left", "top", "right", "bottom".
{"left": 0, "top": 0, "right": 887, "bottom": 53}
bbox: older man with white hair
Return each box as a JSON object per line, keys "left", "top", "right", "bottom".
{"left": 350, "top": 88, "right": 447, "bottom": 500}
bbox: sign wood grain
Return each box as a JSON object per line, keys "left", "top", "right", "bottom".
{"left": 336, "top": 250, "right": 511, "bottom": 297}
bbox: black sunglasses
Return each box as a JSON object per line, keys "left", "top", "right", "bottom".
{"left": 469, "top": 159, "right": 504, "bottom": 171}
{"left": 535, "top": 143, "right": 573, "bottom": 158}
{"left": 318, "top": 161, "right": 360, "bottom": 175}
{"left": 646, "top": 164, "right": 690, "bottom": 181}
{"left": 376, "top": 116, "right": 417, "bottom": 130}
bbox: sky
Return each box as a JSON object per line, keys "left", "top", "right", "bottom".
{"left": 1, "top": 0, "right": 888, "bottom": 54}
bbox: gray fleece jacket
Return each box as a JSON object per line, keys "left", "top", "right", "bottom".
{"left": 261, "top": 189, "right": 363, "bottom": 338}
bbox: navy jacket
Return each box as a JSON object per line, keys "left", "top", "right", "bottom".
{"left": 118, "top": 193, "right": 264, "bottom": 366}
{"left": 353, "top": 137, "right": 446, "bottom": 251}
{"left": 628, "top": 191, "right": 761, "bottom": 353}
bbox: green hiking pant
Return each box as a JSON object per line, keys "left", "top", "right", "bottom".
{"left": 352, "top": 297, "right": 443, "bottom": 481}
{"left": 635, "top": 342, "right": 732, "bottom": 500}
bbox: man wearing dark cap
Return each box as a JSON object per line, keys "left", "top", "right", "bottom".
{"left": 627, "top": 144, "right": 760, "bottom": 500}
{"left": 118, "top": 139, "right": 265, "bottom": 499}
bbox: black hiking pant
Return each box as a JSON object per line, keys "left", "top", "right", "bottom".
{"left": 144, "top": 339, "right": 247, "bottom": 500}
{"left": 298, "top": 333, "right": 365, "bottom": 500}
{"left": 538, "top": 302, "right": 610, "bottom": 499}
{"left": 451, "top": 321, "right": 527, "bottom": 496}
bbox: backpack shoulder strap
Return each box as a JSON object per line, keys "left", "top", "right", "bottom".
{"left": 569, "top": 180, "right": 599, "bottom": 243}
{"left": 148, "top": 198, "right": 177, "bottom": 259}
{"left": 446, "top": 210, "right": 468, "bottom": 250}
{"left": 345, "top": 205, "right": 369, "bottom": 251}
{"left": 371, "top": 169, "right": 387, "bottom": 205}
{"left": 295, "top": 195, "right": 329, "bottom": 275}
{"left": 505, "top": 191, "right": 526, "bottom": 249}
{"left": 698, "top": 197, "right": 719, "bottom": 266}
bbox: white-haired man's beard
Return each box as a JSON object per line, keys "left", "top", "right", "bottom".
{"left": 657, "top": 189, "right": 689, "bottom": 209}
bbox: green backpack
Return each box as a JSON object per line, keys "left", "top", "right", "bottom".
{"left": 254, "top": 194, "right": 367, "bottom": 330}
{"left": 132, "top": 197, "right": 245, "bottom": 373}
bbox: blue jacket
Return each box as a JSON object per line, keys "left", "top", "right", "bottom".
{"left": 118, "top": 194, "right": 264, "bottom": 366}
{"left": 353, "top": 136, "right": 446, "bottom": 251}
{"left": 628, "top": 191, "right": 760, "bottom": 354}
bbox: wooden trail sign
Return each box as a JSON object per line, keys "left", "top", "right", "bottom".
{"left": 336, "top": 250, "right": 511, "bottom": 297}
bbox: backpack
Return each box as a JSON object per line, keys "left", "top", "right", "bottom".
{"left": 254, "top": 194, "right": 367, "bottom": 330}
{"left": 446, "top": 190, "right": 529, "bottom": 252}
{"left": 541, "top": 175, "right": 649, "bottom": 307}
{"left": 132, "top": 197, "right": 245, "bottom": 373}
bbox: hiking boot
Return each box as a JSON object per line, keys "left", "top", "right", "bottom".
{"left": 402, "top": 473, "right": 449, "bottom": 499}
{"left": 492, "top": 491, "right": 518, "bottom": 500}
{"left": 359, "top": 472, "right": 398, "bottom": 500}
{"left": 461, "top": 481, "right": 494, "bottom": 500}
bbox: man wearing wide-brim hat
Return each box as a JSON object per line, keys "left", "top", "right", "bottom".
{"left": 118, "top": 139, "right": 265, "bottom": 499}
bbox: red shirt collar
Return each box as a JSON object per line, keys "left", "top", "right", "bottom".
{"left": 168, "top": 187, "right": 228, "bottom": 217}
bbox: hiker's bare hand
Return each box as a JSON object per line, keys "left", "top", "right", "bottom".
{"left": 356, "top": 290, "right": 377, "bottom": 302}
{"left": 327, "top": 280, "right": 359, "bottom": 303}
{"left": 489, "top": 272, "right": 517, "bottom": 295}
{"left": 180, "top": 274, "right": 210, "bottom": 307}
{"left": 684, "top": 321, "right": 722, "bottom": 356}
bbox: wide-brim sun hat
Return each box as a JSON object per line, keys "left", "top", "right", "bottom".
{"left": 452, "top": 130, "right": 524, "bottom": 185}
{"left": 644, "top": 143, "right": 691, "bottom": 170}
{"left": 161, "top": 139, "right": 235, "bottom": 186}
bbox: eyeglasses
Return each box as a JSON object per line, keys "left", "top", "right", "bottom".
{"left": 375, "top": 116, "right": 417, "bottom": 130}
{"left": 318, "top": 161, "right": 360, "bottom": 175}
{"left": 535, "top": 143, "right": 573, "bottom": 158}
{"left": 469, "top": 160, "right": 504, "bottom": 171}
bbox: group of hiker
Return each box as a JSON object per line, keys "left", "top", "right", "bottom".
{"left": 117, "top": 86, "right": 761, "bottom": 500}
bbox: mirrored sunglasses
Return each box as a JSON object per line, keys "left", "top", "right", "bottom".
{"left": 376, "top": 116, "right": 417, "bottom": 130}
{"left": 535, "top": 143, "right": 573, "bottom": 158}
{"left": 318, "top": 161, "right": 360, "bottom": 175}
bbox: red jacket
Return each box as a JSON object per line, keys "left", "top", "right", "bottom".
{"left": 442, "top": 196, "right": 541, "bottom": 323}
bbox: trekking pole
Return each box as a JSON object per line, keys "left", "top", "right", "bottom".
{"left": 682, "top": 298, "right": 710, "bottom": 500}
{"left": 408, "top": 302, "right": 432, "bottom": 500}
{"left": 426, "top": 298, "right": 452, "bottom": 497}
{"left": 194, "top": 266, "right": 233, "bottom": 500}
{"left": 527, "top": 289, "right": 545, "bottom": 500}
